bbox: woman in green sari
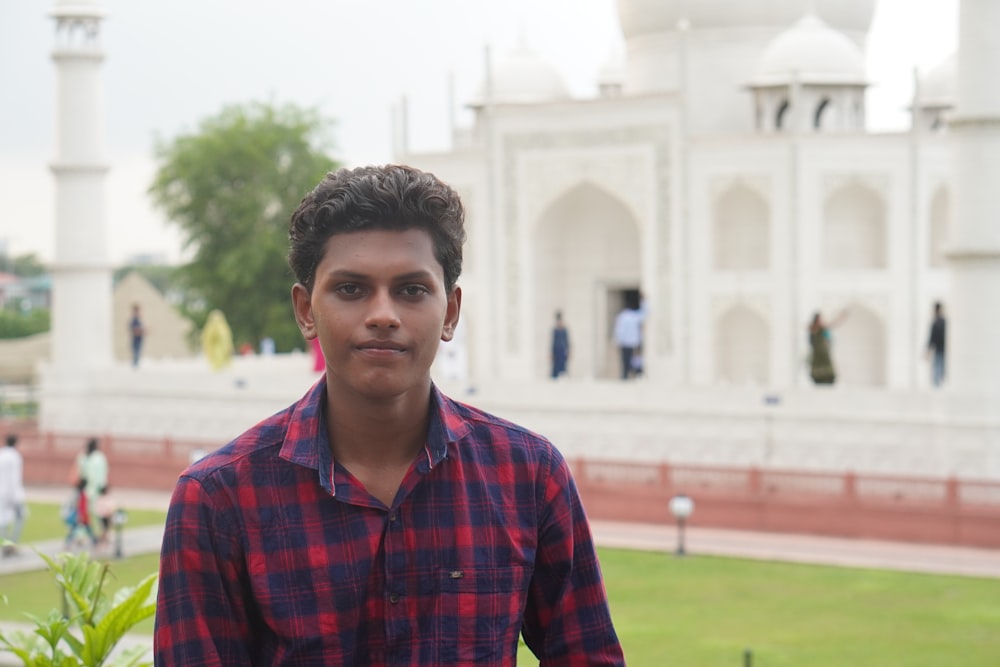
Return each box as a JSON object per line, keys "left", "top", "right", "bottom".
{"left": 808, "top": 310, "right": 848, "bottom": 385}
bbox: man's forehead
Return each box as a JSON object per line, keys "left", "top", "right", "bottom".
{"left": 319, "top": 228, "right": 445, "bottom": 277}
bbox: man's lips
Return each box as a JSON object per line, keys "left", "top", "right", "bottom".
{"left": 357, "top": 340, "right": 406, "bottom": 352}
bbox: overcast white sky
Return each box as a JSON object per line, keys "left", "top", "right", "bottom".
{"left": 0, "top": 0, "right": 958, "bottom": 265}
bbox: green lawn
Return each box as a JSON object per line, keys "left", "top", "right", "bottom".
{"left": 2, "top": 545, "right": 999, "bottom": 666}
{"left": 593, "top": 549, "right": 1000, "bottom": 667}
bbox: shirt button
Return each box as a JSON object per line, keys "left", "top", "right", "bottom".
{"left": 389, "top": 593, "right": 400, "bottom": 604}
{"left": 388, "top": 511, "right": 397, "bottom": 522}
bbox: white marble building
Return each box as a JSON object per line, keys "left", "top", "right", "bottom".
{"left": 38, "top": 0, "right": 1000, "bottom": 483}
{"left": 408, "top": 0, "right": 959, "bottom": 391}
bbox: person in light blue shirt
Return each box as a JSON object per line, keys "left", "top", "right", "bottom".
{"left": 612, "top": 292, "right": 646, "bottom": 380}
{"left": 551, "top": 310, "right": 570, "bottom": 378}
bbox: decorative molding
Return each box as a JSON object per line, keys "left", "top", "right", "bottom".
{"left": 823, "top": 294, "right": 887, "bottom": 327}
{"left": 711, "top": 295, "right": 771, "bottom": 323}
{"left": 520, "top": 151, "right": 651, "bottom": 227}
{"left": 949, "top": 116, "right": 1000, "bottom": 130}
{"left": 499, "top": 125, "right": 672, "bottom": 354}
{"left": 945, "top": 248, "right": 1000, "bottom": 262}
{"left": 822, "top": 172, "right": 890, "bottom": 200}
{"left": 709, "top": 174, "right": 770, "bottom": 203}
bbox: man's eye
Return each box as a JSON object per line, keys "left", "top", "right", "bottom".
{"left": 401, "top": 285, "right": 428, "bottom": 297}
{"left": 335, "top": 284, "right": 362, "bottom": 296}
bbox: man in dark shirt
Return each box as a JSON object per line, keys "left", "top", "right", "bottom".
{"left": 129, "top": 304, "right": 145, "bottom": 367}
{"left": 154, "top": 165, "right": 624, "bottom": 665}
{"left": 927, "top": 301, "right": 946, "bottom": 388}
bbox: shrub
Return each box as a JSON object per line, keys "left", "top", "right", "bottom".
{"left": 0, "top": 550, "right": 156, "bottom": 666}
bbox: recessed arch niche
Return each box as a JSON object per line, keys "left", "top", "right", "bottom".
{"left": 713, "top": 183, "right": 770, "bottom": 271}
{"left": 714, "top": 305, "right": 769, "bottom": 385}
{"left": 827, "top": 304, "right": 886, "bottom": 387}
{"left": 533, "top": 183, "right": 641, "bottom": 380}
{"left": 823, "top": 182, "right": 887, "bottom": 269}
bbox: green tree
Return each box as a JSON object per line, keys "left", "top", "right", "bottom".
{"left": 10, "top": 254, "right": 46, "bottom": 278}
{"left": 148, "top": 101, "right": 339, "bottom": 352}
{"left": 0, "top": 308, "right": 50, "bottom": 338}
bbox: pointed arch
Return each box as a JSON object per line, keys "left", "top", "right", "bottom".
{"left": 534, "top": 183, "right": 641, "bottom": 379}
{"left": 823, "top": 182, "right": 887, "bottom": 269}
{"left": 776, "top": 99, "right": 790, "bottom": 130}
{"left": 829, "top": 304, "right": 886, "bottom": 387}
{"left": 714, "top": 305, "right": 769, "bottom": 385}
{"left": 713, "top": 183, "right": 770, "bottom": 271}
{"left": 814, "top": 97, "right": 831, "bottom": 130}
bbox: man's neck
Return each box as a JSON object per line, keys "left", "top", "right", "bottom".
{"left": 325, "top": 383, "right": 432, "bottom": 469}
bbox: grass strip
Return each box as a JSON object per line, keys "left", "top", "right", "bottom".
{"left": 1, "top": 544, "right": 998, "bottom": 665}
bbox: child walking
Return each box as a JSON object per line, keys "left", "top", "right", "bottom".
{"left": 63, "top": 477, "right": 97, "bottom": 551}
{"left": 94, "top": 485, "right": 118, "bottom": 555}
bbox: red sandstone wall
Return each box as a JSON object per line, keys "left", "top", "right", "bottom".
{"left": 6, "top": 419, "right": 1000, "bottom": 549}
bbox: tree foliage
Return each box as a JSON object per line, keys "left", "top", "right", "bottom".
{"left": 0, "top": 308, "right": 50, "bottom": 338}
{"left": 3, "top": 253, "right": 47, "bottom": 278}
{"left": 148, "top": 102, "right": 339, "bottom": 352}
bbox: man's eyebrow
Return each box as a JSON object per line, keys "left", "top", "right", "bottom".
{"left": 324, "top": 269, "right": 437, "bottom": 282}
{"left": 325, "top": 270, "right": 369, "bottom": 281}
{"left": 394, "top": 270, "right": 436, "bottom": 282}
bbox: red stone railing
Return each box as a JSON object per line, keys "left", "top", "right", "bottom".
{"left": 6, "top": 419, "right": 1000, "bottom": 549}
{"left": 570, "top": 460, "right": 1000, "bottom": 549}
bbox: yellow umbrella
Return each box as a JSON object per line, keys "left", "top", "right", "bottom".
{"left": 201, "top": 309, "right": 234, "bottom": 371}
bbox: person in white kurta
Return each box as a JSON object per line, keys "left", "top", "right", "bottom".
{"left": 76, "top": 438, "right": 108, "bottom": 506}
{"left": 0, "top": 434, "right": 26, "bottom": 554}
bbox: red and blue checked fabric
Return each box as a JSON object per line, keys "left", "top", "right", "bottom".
{"left": 154, "top": 378, "right": 624, "bottom": 666}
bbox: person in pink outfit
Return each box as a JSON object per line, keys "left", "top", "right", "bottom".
{"left": 311, "top": 335, "right": 325, "bottom": 372}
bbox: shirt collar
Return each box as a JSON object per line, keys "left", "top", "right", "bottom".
{"left": 278, "top": 376, "right": 467, "bottom": 488}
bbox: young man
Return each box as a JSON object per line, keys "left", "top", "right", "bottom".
{"left": 926, "top": 301, "right": 946, "bottom": 388}
{"left": 154, "top": 165, "right": 625, "bottom": 665}
{"left": 612, "top": 292, "right": 646, "bottom": 380}
{"left": 129, "top": 303, "right": 145, "bottom": 367}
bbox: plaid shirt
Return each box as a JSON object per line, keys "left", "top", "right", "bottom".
{"left": 154, "top": 378, "right": 624, "bottom": 666}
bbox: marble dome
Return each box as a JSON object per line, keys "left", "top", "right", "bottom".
{"left": 469, "top": 45, "right": 570, "bottom": 107}
{"left": 751, "top": 14, "right": 867, "bottom": 86}
{"left": 616, "top": 0, "right": 876, "bottom": 40}
{"left": 919, "top": 53, "right": 957, "bottom": 108}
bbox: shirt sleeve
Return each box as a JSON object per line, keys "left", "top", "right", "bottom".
{"left": 521, "top": 451, "right": 625, "bottom": 666}
{"left": 154, "top": 473, "right": 254, "bottom": 666}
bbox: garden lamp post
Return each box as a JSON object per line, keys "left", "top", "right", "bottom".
{"left": 112, "top": 509, "right": 128, "bottom": 559}
{"left": 669, "top": 494, "right": 694, "bottom": 556}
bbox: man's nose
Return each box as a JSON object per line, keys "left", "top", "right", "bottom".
{"left": 365, "top": 289, "right": 400, "bottom": 328}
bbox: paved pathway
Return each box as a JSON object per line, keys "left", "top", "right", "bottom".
{"left": 1, "top": 486, "right": 997, "bottom": 664}
{"left": 589, "top": 520, "right": 1000, "bottom": 580}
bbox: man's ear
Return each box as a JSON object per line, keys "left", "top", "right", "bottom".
{"left": 441, "top": 285, "right": 462, "bottom": 342}
{"left": 291, "top": 283, "right": 317, "bottom": 340}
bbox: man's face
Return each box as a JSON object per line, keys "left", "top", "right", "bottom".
{"left": 293, "top": 228, "right": 461, "bottom": 403}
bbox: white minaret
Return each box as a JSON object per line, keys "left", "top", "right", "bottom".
{"left": 947, "top": 0, "right": 1000, "bottom": 396}
{"left": 48, "top": 0, "right": 113, "bottom": 371}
